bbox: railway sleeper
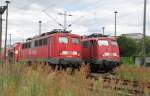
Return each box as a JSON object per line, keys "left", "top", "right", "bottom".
{"left": 103, "top": 85, "right": 145, "bottom": 95}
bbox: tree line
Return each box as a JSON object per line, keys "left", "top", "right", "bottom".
{"left": 117, "top": 36, "right": 150, "bottom": 57}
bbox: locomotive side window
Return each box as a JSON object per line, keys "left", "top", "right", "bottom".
{"left": 34, "top": 38, "right": 47, "bottom": 47}
{"left": 35, "top": 40, "right": 39, "bottom": 47}
{"left": 22, "top": 44, "right": 25, "bottom": 49}
{"left": 43, "top": 38, "right": 47, "bottom": 45}
{"left": 24, "top": 43, "right": 27, "bottom": 48}
{"left": 31, "top": 41, "right": 34, "bottom": 48}
{"left": 50, "top": 37, "right": 54, "bottom": 44}
{"left": 98, "top": 40, "right": 109, "bottom": 46}
{"left": 83, "top": 41, "right": 90, "bottom": 48}
{"left": 112, "top": 40, "right": 118, "bottom": 46}
{"left": 27, "top": 42, "right": 31, "bottom": 48}
{"left": 59, "top": 37, "right": 68, "bottom": 44}
{"left": 25, "top": 43, "right": 27, "bottom": 48}
{"left": 72, "top": 38, "right": 80, "bottom": 44}
{"left": 39, "top": 39, "right": 42, "bottom": 46}
{"left": 22, "top": 42, "right": 31, "bottom": 49}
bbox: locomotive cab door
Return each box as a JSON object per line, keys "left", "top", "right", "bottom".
{"left": 8, "top": 49, "right": 14, "bottom": 63}
{"left": 90, "top": 40, "right": 97, "bottom": 61}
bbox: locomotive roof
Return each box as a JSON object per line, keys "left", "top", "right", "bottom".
{"left": 82, "top": 33, "right": 108, "bottom": 38}
{"left": 81, "top": 33, "right": 116, "bottom": 41}
{"left": 82, "top": 37, "right": 116, "bottom": 41}
{"left": 24, "top": 29, "right": 80, "bottom": 42}
{"left": 25, "top": 29, "right": 73, "bottom": 40}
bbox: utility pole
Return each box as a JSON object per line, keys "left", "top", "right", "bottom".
{"left": 58, "top": 11, "right": 72, "bottom": 31}
{"left": 9, "top": 34, "right": 11, "bottom": 47}
{"left": 4, "top": 1, "right": 10, "bottom": 61}
{"left": 114, "top": 11, "right": 118, "bottom": 37}
{"left": 142, "top": 0, "right": 147, "bottom": 66}
{"left": 102, "top": 27, "right": 105, "bottom": 35}
{"left": 0, "top": 6, "right": 7, "bottom": 51}
{"left": 38, "top": 20, "right": 42, "bottom": 35}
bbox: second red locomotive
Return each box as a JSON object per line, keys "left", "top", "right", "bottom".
{"left": 82, "top": 33, "right": 120, "bottom": 71}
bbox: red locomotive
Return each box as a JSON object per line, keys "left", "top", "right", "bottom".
{"left": 8, "top": 43, "right": 21, "bottom": 62}
{"left": 8, "top": 29, "right": 82, "bottom": 69}
{"left": 82, "top": 33, "right": 120, "bottom": 71}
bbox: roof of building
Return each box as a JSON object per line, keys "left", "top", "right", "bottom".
{"left": 122, "top": 33, "right": 143, "bottom": 36}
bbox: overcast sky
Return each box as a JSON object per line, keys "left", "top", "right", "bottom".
{"left": 0, "top": 0, "right": 150, "bottom": 45}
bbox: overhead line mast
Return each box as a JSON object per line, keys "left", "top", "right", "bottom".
{"left": 58, "top": 11, "right": 72, "bottom": 31}
{"left": 143, "top": 0, "right": 147, "bottom": 66}
{"left": 4, "top": 0, "right": 10, "bottom": 61}
{"left": 0, "top": 6, "right": 7, "bottom": 51}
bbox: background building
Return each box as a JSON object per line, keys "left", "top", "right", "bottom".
{"left": 122, "top": 33, "right": 143, "bottom": 41}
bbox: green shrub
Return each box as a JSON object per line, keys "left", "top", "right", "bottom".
{"left": 121, "top": 57, "right": 135, "bottom": 65}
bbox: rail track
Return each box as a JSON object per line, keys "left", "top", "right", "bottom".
{"left": 87, "top": 71, "right": 150, "bottom": 96}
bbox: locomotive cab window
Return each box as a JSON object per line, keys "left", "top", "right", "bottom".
{"left": 72, "top": 38, "right": 80, "bottom": 44}
{"left": 59, "top": 36, "right": 68, "bottom": 44}
{"left": 98, "top": 40, "right": 109, "bottom": 46}
{"left": 112, "top": 40, "right": 118, "bottom": 46}
{"left": 83, "top": 41, "right": 90, "bottom": 48}
{"left": 91, "top": 40, "right": 97, "bottom": 46}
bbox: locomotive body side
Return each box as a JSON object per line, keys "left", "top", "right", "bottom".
{"left": 21, "top": 36, "right": 49, "bottom": 63}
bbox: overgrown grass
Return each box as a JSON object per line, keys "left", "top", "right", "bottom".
{"left": 0, "top": 63, "right": 150, "bottom": 96}
{"left": 116, "top": 65, "right": 150, "bottom": 82}
{"left": 0, "top": 64, "right": 100, "bottom": 96}
{"left": 120, "top": 57, "right": 150, "bottom": 81}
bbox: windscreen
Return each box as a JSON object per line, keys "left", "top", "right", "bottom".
{"left": 59, "top": 36, "right": 68, "bottom": 44}
{"left": 112, "top": 40, "right": 118, "bottom": 46}
{"left": 72, "top": 38, "right": 80, "bottom": 44}
{"left": 98, "top": 40, "right": 109, "bottom": 46}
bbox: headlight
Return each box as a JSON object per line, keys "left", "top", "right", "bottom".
{"left": 61, "top": 51, "right": 68, "bottom": 55}
{"left": 60, "top": 51, "right": 79, "bottom": 55}
{"left": 113, "top": 53, "right": 119, "bottom": 57}
{"left": 77, "top": 51, "right": 80, "bottom": 56}
{"left": 102, "top": 52, "right": 110, "bottom": 57}
{"left": 72, "top": 51, "right": 78, "bottom": 55}
{"left": 15, "top": 50, "right": 19, "bottom": 54}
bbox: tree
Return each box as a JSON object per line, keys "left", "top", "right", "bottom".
{"left": 138, "top": 37, "right": 150, "bottom": 56}
{"left": 145, "top": 37, "right": 150, "bottom": 55}
{"left": 117, "top": 36, "right": 138, "bottom": 57}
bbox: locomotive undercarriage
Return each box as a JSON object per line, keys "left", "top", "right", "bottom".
{"left": 90, "top": 60, "right": 120, "bottom": 72}
{"left": 47, "top": 58, "right": 82, "bottom": 70}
